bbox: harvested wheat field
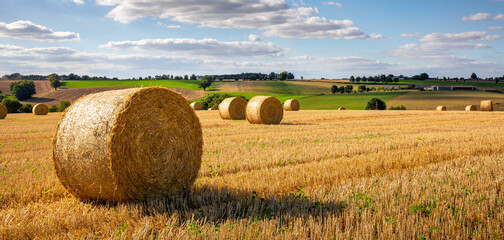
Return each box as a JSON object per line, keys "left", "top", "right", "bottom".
{"left": 1, "top": 110, "right": 504, "bottom": 239}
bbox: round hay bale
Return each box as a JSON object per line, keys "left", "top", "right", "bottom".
{"left": 480, "top": 100, "right": 493, "bottom": 111}
{"left": 219, "top": 97, "right": 247, "bottom": 120}
{"left": 0, "top": 104, "right": 7, "bottom": 119}
{"left": 465, "top": 105, "right": 477, "bottom": 111}
{"left": 338, "top": 107, "right": 346, "bottom": 110}
{"left": 52, "top": 87, "right": 203, "bottom": 202}
{"left": 283, "top": 99, "right": 300, "bottom": 111}
{"left": 190, "top": 102, "right": 202, "bottom": 110}
{"left": 436, "top": 106, "right": 447, "bottom": 111}
{"left": 32, "top": 104, "right": 49, "bottom": 115}
{"left": 246, "top": 96, "right": 283, "bottom": 124}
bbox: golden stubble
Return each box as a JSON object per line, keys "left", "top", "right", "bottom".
{"left": 1, "top": 110, "right": 503, "bottom": 239}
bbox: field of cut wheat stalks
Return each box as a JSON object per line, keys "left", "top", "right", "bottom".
{"left": 1, "top": 110, "right": 504, "bottom": 239}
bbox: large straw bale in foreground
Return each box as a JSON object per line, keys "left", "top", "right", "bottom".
{"left": 480, "top": 100, "right": 493, "bottom": 111}
{"left": 32, "top": 103, "right": 48, "bottom": 115}
{"left": 246, "top": 96, "right": 283, "bottom": 124}
{"left": 338, "top": 107, "right": 346, "bottom": 110}
{"left": 283, "top": 99, "right": 300, "bottom": 111}
{"left": 0, "top": 104, "right": 6, "bottom": 119}
{"left": 190, "top": 102, "right": 202, "bottom": 110}
{"left": 465, "top": 105, "right": 477, "bottom": 111}
{"left": 219, "top": 97, "right": 247, "bottom": 120}
{"left": 436, "top": 106, "right": 447, "bottom": 111}
{"left": 53, "top": 87, "right": 203, "bottom": 202}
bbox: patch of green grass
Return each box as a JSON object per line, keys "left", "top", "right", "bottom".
{"left": 62, "top": 80, "right": 201, "bottom": 90}
{"left": 299, "top": 92, "right": 406, "bottom": 110}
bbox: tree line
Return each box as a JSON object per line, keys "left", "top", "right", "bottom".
{"left": 213, "top": 72, "right": 294, "bottom": 81}
{"left": 349, "top": 74, "right": 400, "bottom": 83}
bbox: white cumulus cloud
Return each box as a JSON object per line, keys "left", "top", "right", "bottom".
{"left": 495, "top": 14, "right": 504, "bottom": 20}
{"left": 0, "top": 20, "right": 80, "bottom": 42}
{"left": 73, "top": 0, "right": 85, "bottom": 5}
{"left": 323, "top": 2, "right": 342, "bottom": 7}
{"left": 94, "top": 0, "right": 378, "bottom": 40}
{"left": 462, "top": 12, "right": 492, "bottom": 21}
{"left": 248, "top": 34, "right": 261, "bottom": 41}
{"left": 100, "top": 38, "right": 285, "bottom": 57}
{"left": 419, "top": 31, "right": 502, "bottom": 42}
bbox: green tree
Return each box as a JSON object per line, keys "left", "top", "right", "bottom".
{"left": 470, "top": 73, "right": 478, "bottom": 80}
{"left": 9, "top": 80, "right": 36, "bottom": 100}
{"left": 1, "top": 96, "right": 21, "bottom": 113}
{"left": 365, "top": 98, "right": 386, "bottom": 110}
{"left": 58, "top": 100, "right": 71, "bottom": 112}
{"left": 184, "top": 75, "right": 189, "bottom": 80}
{"left": 331, "top": 85, "right": 338, "bottom": 94}
{"left": 49, "top": 105, "right": 58, "bottom": 112}
{"left": 338, "top": 86, "right": 345, "bottom": 94}
{"left": 50, "top": 79, "right": 62, "bottom": 90}
{"left": 358, "top": 84, "right": 366, "bottom": 92}
{"left": 269, "top": 72, "right": 277, "bottom": 80}
{"left": 279, "top": 71, "right": 288, "bottom": 80}
{"left": 198, "top": 75, "right": 215, "bottom": 91}
{"left": 19, "top": 103, "right": 33, "bottom": 113}
{"left": 349, "top": 76, "right": 355, "bottom": 82}
{"left": 48, "top": 73, "right": 62, "bottom": 90}
{"left": 344, "top": 85, "right": 353, "bottom": 93}
{"left": 48, "top": 73, "right": 60, "bottom": 82}
{"left": 190, "top": 74, "right": 197, "bottom": 80}
{"left": 420, "top": 73, "right": 429, "bottom": 80}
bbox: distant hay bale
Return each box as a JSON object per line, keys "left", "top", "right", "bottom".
{"left": 52, "top": 87, "right": 203, "bottom": 202}
{"left": 32, "top": 104, "right": 49, "bottom": 115}
{"left": 283, "top": 99, "right": 300, "bottom": 111}
{"left": 0, "top": 104, "right": 7, "bottom": 119}
{"left": 190, "top": 102, "right": 202, "bottom": 110}
{"left": 219, "top": 97, "right": 247, "bottom": 120}
{"left": 338, "top": 107, "right": 346, "bottom": 110}
{"left": 480, "top": 100, "right": 493, "bottom": 111}
{"left": 465, "top": 105, "right": 477, "bottom": 111}
{"left": 246, "top": 96, "right": 283, "bottom": 124}
{"left": 436, "top": 106, "right": 447, "bottom": 111}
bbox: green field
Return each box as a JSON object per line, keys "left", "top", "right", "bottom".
{"left": 62, "top": 80, "right": 201, "bottom": 90}
{"left": 299, "top": 92, "right": 406, "bottom": 110}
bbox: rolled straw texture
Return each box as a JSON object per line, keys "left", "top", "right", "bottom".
{"left": 190, "top": 102, "right": 202, "bottom": 110}
{"left": 338, "top": 107, "right": 346, "bottom": 110}
{"left": 283, "top": 99, "right": 300, "bottom": 111}
{"left": 219, "top": 97, "right": 247, "bottom": 120}
{"left": 246, "top": 96, "right": 283, "bottom": 124}
{"left": 436, "top": 106, "right": 447, "bottom": 111}
{"left": 480, "top": 100, "right": 493, "bottom": 111}
{"left": 465, "top": 105, "right": 477, "bottom": 111}
{"left": 32, "top": 104, "right": 49, "bottom": 115}
{"left": 0, "top": 104, "right": 6, "bottom": 119}
{"left": 52, "top": 87, "right": 203, "bottom": 202}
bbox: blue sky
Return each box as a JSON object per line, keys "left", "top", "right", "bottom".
{"left": 0, "top": 0, "right": 503, "bottom": 79}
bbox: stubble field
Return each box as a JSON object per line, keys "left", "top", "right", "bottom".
{"left": 1, "top": 110, "right": 503, "bottom": 239}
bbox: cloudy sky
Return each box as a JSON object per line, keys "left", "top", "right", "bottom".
{"left": 0, "top": 0, "right": 503, "bottom": 79}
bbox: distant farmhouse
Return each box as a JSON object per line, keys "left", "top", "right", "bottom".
{"left": 412, "top": 84, "right": 478, "bottom": 91}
